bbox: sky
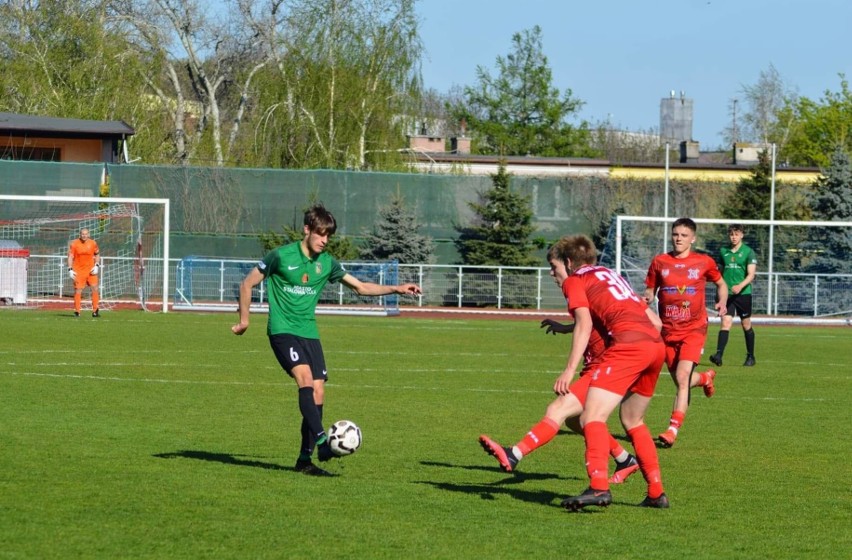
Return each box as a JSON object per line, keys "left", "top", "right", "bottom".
{"left": 417, "top": 0, "right": 852, "bottom": 150}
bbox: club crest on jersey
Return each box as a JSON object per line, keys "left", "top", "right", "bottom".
{"left": 301, "top": 273, "right": 309, "bottom": 284}
{"left": 688, "top": 268, "right": 700, "bottom": 279}
{"left": 661, "top": 269, "right": 670, "bottom": 278}
{"left": 315, "top": 262, "right": 323, "bottom": 274}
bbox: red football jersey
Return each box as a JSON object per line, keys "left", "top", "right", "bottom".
{"left": 644, "top": 251, "right": 722, "bottom": 336}
{"left": 562, "top": 264, "right": 660, "bottom": 345}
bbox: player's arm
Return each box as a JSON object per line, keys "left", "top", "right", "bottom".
{"left": 340, "top": 273, "right": 421, "bottom": 296}
{"left": 713, "top": 277, "right": 728, "bottom": 316}
{"left": 740, "top": 262, "right": 757, "bottom": 290}
{"left": 91, "top": 250, "right": 101, "bottom": 275}
{"left": 67, "top": 244, "right": 76, "bottom": 279}
{"left": 540, "top": 319, "right": 574, "bottom": 335}
{"left": 643, "top": 261, "right": 658, "bottom": 304}
{"left": 232, "top": 267, "right": 265, "bottom": 335}
{"left": 645, "top": 307, "right": 662, "bottom": 332}
{"left": 554, "top": 307, "right": 591, "bottom": 395}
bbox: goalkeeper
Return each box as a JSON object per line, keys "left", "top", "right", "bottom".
{"left": 67, "top": 228, "right": 101, "bottom": 317}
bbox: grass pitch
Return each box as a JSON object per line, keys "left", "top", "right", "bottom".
{"left": 1, "top": 310, "right": 849, "bottom": 559}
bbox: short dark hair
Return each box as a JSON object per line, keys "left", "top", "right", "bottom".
{"left": 304, "top": 204, "right": 337, "bottom": 236}
{"left": 672, "top": 217, "right": 697, "bottom": 232}
{"left": 728, "top": 223, "right": 744, "bottom": 234}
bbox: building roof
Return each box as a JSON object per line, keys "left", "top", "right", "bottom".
{"left": 0, "top": 112, "right": 135, "bottom": 139}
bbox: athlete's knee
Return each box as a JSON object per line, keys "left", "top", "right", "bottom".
{"left": 545, "top": 394, "right": 581, "bottom": 423}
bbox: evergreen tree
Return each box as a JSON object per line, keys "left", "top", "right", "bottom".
{"left": 800, "top": 148, "right": 852, "bottom": 273}
{"left": 360, "top": 194, "right": 434, "bottom": 263}
{"left": 722, "top": 150, "right": 774, "bottom": 221}
{"left": 455, "top": 163, "right": 541, "bottom": 266}
{"left": 451, "top": 26, "right": 595, "bottom": 157}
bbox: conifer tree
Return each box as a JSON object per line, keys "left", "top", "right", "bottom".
{"left": 455, "top": 162, "right": 540, "bottom": 266}
{"left": 360, "top": 194, "right": 434, "bottom": 263}
{"left": 800, "top": 148, "right": 852, "bottom": 273}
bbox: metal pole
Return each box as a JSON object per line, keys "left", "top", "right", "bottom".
{"left": 768, "top": 144, "right": 777, "bottom": 315}
{"left": 664, "top": 142, "right": 670, "bottom": 253}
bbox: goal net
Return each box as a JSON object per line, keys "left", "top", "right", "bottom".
{"left": 0, "top": 195, "right": 170, "bottom": 312}
{"left": 603, "top": 215, "right": 852, "bottom": 323}
{"left": 172, "top": 257, "right": 400, "bottom": 316}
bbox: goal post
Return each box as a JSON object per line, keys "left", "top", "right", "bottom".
{"left": 0, "top": 194, "right": 170, "bottom": 312}
{"left": 610, "top": 215, "right": 852, "bottom": 321}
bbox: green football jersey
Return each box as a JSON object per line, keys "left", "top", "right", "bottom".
{"left": 258, "top": 241, "right": 346, "bottom": 338}
{"left": 720, "top": 243, "right": 758, "bottom": 295}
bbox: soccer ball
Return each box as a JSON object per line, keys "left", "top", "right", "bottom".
{"left": 328, "top": 420, "right": 362, "bottom": 456}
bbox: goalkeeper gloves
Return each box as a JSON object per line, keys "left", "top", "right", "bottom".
{"left": 90, "top": 264, "right": 100, "bottom": 275}
{"left": 68, "top": 268, "right": 76, "bottom": 280}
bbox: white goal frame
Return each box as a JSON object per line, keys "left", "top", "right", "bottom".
{"left": 0, "top": 194, "right": 171, "bottom": 313}
{"left": 615, "top": 215, "right": 852, "bottom": 323}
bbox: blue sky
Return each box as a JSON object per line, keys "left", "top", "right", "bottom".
{"left": 418, "top": 0, "right": 852, "bottom": 149}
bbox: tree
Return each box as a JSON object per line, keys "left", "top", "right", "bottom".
{"left": 111, "top": 0, "right": 265, "bottom": 166}
{"left": 775, "top": 75, "right": 852, "bottom": 167}
{"left": 0, "top": 1, "right": 150, "bottom": 131}
{"left": 721, "top": 64, "right": 797, "bottom": 148}
{"left": 455, "top": 162, "right": 541, "bottom": 266}
{"left": 241, "top": 0, "right": 422, "bottom": 170}
{"left": 360, "top": 193, "right": 434, "bottom": 263}
{"left": 798, "top": 148, "right": 852, "bottom": 273}
{"left": 721, "top": 150, "right": 774, "bottom": 221}
{"left": 450, "top": 26, "right": 594, "bottom": 158}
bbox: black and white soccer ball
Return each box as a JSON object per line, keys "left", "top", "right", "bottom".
{"left": 328, "top": 420, "right": 362, "bottom": 456}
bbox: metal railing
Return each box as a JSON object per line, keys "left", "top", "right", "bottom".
{"left": 5, "top": 255, "right": 851, "bottom": 319}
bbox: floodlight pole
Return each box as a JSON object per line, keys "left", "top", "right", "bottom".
{"left": 768, "top": 143, "right": 777, "bottom": 315}
{"left": 663, "top": 142, "right": 670, "bottom": 253}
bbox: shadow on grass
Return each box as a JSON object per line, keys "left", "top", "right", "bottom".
{"left": 420, "top": 460, "right": 581, "bottom": 483}
{"left": 417, "top": 480, "right": 563, "bottom": 508}
{"left": 415, "top": 480, "right": 608, "bottom": 514}
{"left": 154, "top": 450, "right": 291, "bottom": 471}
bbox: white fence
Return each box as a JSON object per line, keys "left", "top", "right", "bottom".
{"left": 170, "top": 257, "right": 852, "bottom": 319}
{"left": 5, "top": 255, "right": 851, "bottom": 320}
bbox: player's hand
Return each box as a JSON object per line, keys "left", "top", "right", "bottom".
{"left": 540, "top": 319, "right": 574, "bottom": 335}
{"left": 90, "top": 264, "right": 100, "bottom": 275}
{"left": 231, "top": 322, "right": 249, "bottom": 335}
{"left": 398, "top": 283, "right": 422, "bottom": 295}
{"left": 553, "top": 370, "right": 575, "bottom": 395}
{"left": 68, "top": 268, "right": 76, "bottom": 280}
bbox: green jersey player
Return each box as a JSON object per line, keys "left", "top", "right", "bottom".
{"left": 709, "top": 224, "right": 758, "bottom": 367}
{"left": 232, "top": 204, "right": 422, "bottom": 475}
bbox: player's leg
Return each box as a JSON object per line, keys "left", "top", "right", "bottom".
{"left": 620, "top": 347, "right": 668, "bottom": 506}
{"left": 621, "top": 394, "right": 667, "bottom": 507}
{"left": 73, "top": 272, "right": 85, "bottom": 316}
{"left": 89, "top": 276, "right": 100, "bottom": 317}
{"left": 269, "top": 335, "right": 332, "bottom": 474}
{"left": 479, "top": 392, "right": 582, "bottom": 473}
{"left": 740, "top": 296, "right": 756, "bottom": 366}
{"left": 561, "top": 387, "right": 622, "bottom": 510}
{"left": 711, "top": 298, "right": 736, "bottom": 365}
{"left": 659, "top": 359, "right": 693, "bottom": 447}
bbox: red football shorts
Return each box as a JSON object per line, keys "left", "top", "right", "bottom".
{"left": 585, "top": 340, "right": 665, "bottom": 398}
{"left": 663, "top": 329, "right": 708, "bottom": 371}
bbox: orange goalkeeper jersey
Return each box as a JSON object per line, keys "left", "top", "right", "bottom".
{"left": 69, "top": 238, "right": 99, "bottom": 272}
